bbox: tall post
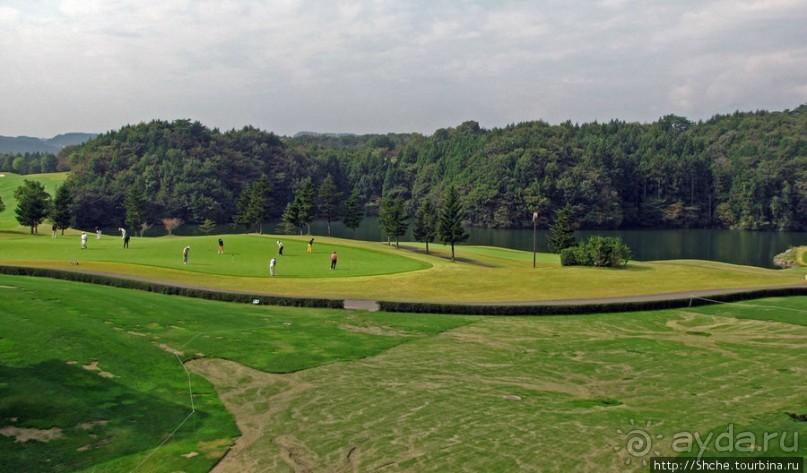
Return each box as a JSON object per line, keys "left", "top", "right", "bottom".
{"left": 532, "top": 212, "right": 539, "bottom": 268}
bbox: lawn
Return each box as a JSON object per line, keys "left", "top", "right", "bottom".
{"left": 1, "top": 233, "right": 803, "bottom": 304}
{"left": 0, "top": 233, "right": 430, "bottom": 279}
{"left": 1, "top": 274, "right": 804, "bottom": 472}
{"left": 0, "top": 172, "right": 67, "bottom": 232}
{"left": 0, "top": 275, "right": 470, "bottom": 472}
{"left": 1, "top": 172, "right": 805, "bottom": 305}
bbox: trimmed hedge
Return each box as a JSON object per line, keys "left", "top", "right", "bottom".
{"left": 378, "top": 286, "right": 807, "bottom": 316}
{"left": 0, "top": 265, "right": 344, "bottom": 309}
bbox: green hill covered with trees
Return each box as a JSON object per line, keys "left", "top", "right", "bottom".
{"left": 61, "top": 105, "right": 806, "bottom": 231}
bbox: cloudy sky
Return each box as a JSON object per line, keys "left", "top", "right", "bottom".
{"left": 1, "top": 0, "right": 805, "bottom": 138}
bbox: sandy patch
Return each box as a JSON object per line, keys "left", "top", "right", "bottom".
{"left": 78, "top": 420, "right": 108, "bottom": 430}
{"left": 82, "top": 361, "right": 116, "bottom": 378}
{"left": 339, "top": 324, "right": 411, "bottom": 337}
{"left": 156, "top": 343, "right": 184, "bottom": 357}
{"left": 1, "top": 426, "right": 63, "bottom": 443}
{"left": 183, "top": 451, "right": 199, "bottom": 458}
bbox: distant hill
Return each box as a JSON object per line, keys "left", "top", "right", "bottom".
{"left": 0, "top": 133, "right": 97, "bottom": 154}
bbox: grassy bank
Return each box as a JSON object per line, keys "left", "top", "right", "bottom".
{"left": 2, "top": 274, "right": 804, "bottom": 472}
{"left": 0, "top": 275, "right": 469, "bottom": 472}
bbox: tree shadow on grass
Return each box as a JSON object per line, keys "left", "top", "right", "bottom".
{"left": 395, "top": 245, "right": 497, "bottom": 268}
{"left": 0, "top": 360, "right": 211, "bottom": 473}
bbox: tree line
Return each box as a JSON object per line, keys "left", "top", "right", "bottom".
{"left": 54, "top": 105, "right": 806, "bottom": 235}
{"left": 0, "top": 152, "right": 66, "bottom": 175}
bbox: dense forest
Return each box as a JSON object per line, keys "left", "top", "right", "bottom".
{"left": 61, "top": 105, "right": 806, "bottom": 231}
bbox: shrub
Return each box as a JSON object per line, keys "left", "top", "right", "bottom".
{"left": 560, "top": 236, "right": 631, "bottom": 267}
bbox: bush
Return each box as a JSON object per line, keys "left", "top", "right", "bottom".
{"left": 560, "top": 236, "right": 631, "bottom": 267}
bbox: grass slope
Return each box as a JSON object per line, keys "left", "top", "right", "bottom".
{"left": 3, "top": 274, "right": 805, "bottom": 472}
{"left": 190, "top": 297, "right": 807, "bottom": 472}
{"left": 0, "top": 275, "right": 469, "bottom": 472}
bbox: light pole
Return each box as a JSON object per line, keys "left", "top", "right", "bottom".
{"left": 532, "top": 212, "right": 539, "bottom": 268}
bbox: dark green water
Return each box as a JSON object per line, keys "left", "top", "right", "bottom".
{"left": 305, "top": 218, "right": 806, "bottom": 269}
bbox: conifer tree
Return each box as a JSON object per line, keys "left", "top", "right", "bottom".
{"left": 438, "top": 185, "right": 469, "bottom": 261}
{"left": 413, "top": 199, "right": 437, "bottom": 254}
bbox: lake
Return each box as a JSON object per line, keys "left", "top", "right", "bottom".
{"left": 302, "top": 218, "right": 806, "bottom": 269}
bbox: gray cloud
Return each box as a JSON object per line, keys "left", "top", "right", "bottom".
{"left": 1, "top": 0, "right": 805, "bottom": 137}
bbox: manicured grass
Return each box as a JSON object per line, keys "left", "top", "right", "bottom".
{"left": 1, "top": 173, "right": 804, "bottom": 305}
{"left": 2, "top": 234, "right": 803, "bottom": 304}
{"left": 0, "top": 275, "right": 470, "bottom": 472}
{"left": 0, "top": 233, "right": 429, "bottom": 279}
{"left": 0, "top": 172, "right": 67, "bottom": 233}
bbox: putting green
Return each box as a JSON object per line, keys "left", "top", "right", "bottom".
{"left": 0, "top": 233, "right": 430, "bottom": 279}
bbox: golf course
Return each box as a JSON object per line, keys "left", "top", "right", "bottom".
{"left": 1, "top": 172, "right": 806, "bottom": 472}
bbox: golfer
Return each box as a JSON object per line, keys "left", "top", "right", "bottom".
{"left": 269, "top": 257, "right": 277, "bottom": 276}
{"left": 330, "top": 251, "right": 337, "bottom": 270}
{"left": 183, "top": 246, "right": 190, "bottom": 265}
{"left": 80, "top": 232, "right": 88, "bottom": 249}
{"left": 277, "top": 241, "right": 284, "bottom": 256}
{"left": 218, "top": 238, "right": 224, "bottom": 254}
{"left": 307, "top": 238, "right": 314, "bottom": 254}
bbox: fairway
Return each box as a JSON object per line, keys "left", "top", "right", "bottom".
{"left": 0, "top": 172, "right": 67, "bottom": 232}
{"left": 1, "top": 170, "right": 805, "bottom": 304}
{"left": 1, "top": 233, "right": 804, "bottom": 304}
{"left": 1, "top": 275, "right": 805, "bottom": 472}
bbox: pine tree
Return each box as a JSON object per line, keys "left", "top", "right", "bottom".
{"left": 295, "top": 177, "right": 315, "bottom": 234}
{"left": 234, "top": 176, "right": 272, "bottom": 233}
{"left": 197, "top": 218, "right": 216, "bottom": 235}
{"left": 379, "top": 197, "right": 408, "bottom": 248}
{"left": 318, "top": 174, "right": 341, "bottom": 235}
{"left": 281, "top": 200, "right": 302, "bottom": 235}
{"left": 438, "top": 185, "right": 469, "bottom": 261}
{"left": 124, "top": 186, "right": 148, "bottom": 236}
{"left": 548, "top": 205, "right": 577, "bottom": 254}
{"left": 50, "top": 184, "right": 73, "bottom": 235}
{"left": 413, "top": 199, "right": 437, "bottom": 254}
{"left": 342, "top": 187, "right": 364, "bottom": 232}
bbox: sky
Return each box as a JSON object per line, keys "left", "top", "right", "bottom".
{"left": 1, "top": 0, "right": 806, "bottom": 138}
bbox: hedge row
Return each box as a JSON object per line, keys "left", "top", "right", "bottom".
{"left": 378, "top": 286, "right": 807, "bottom": 316}
{"left": 0, "top": 265, "right": 344, "bottom": 309}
